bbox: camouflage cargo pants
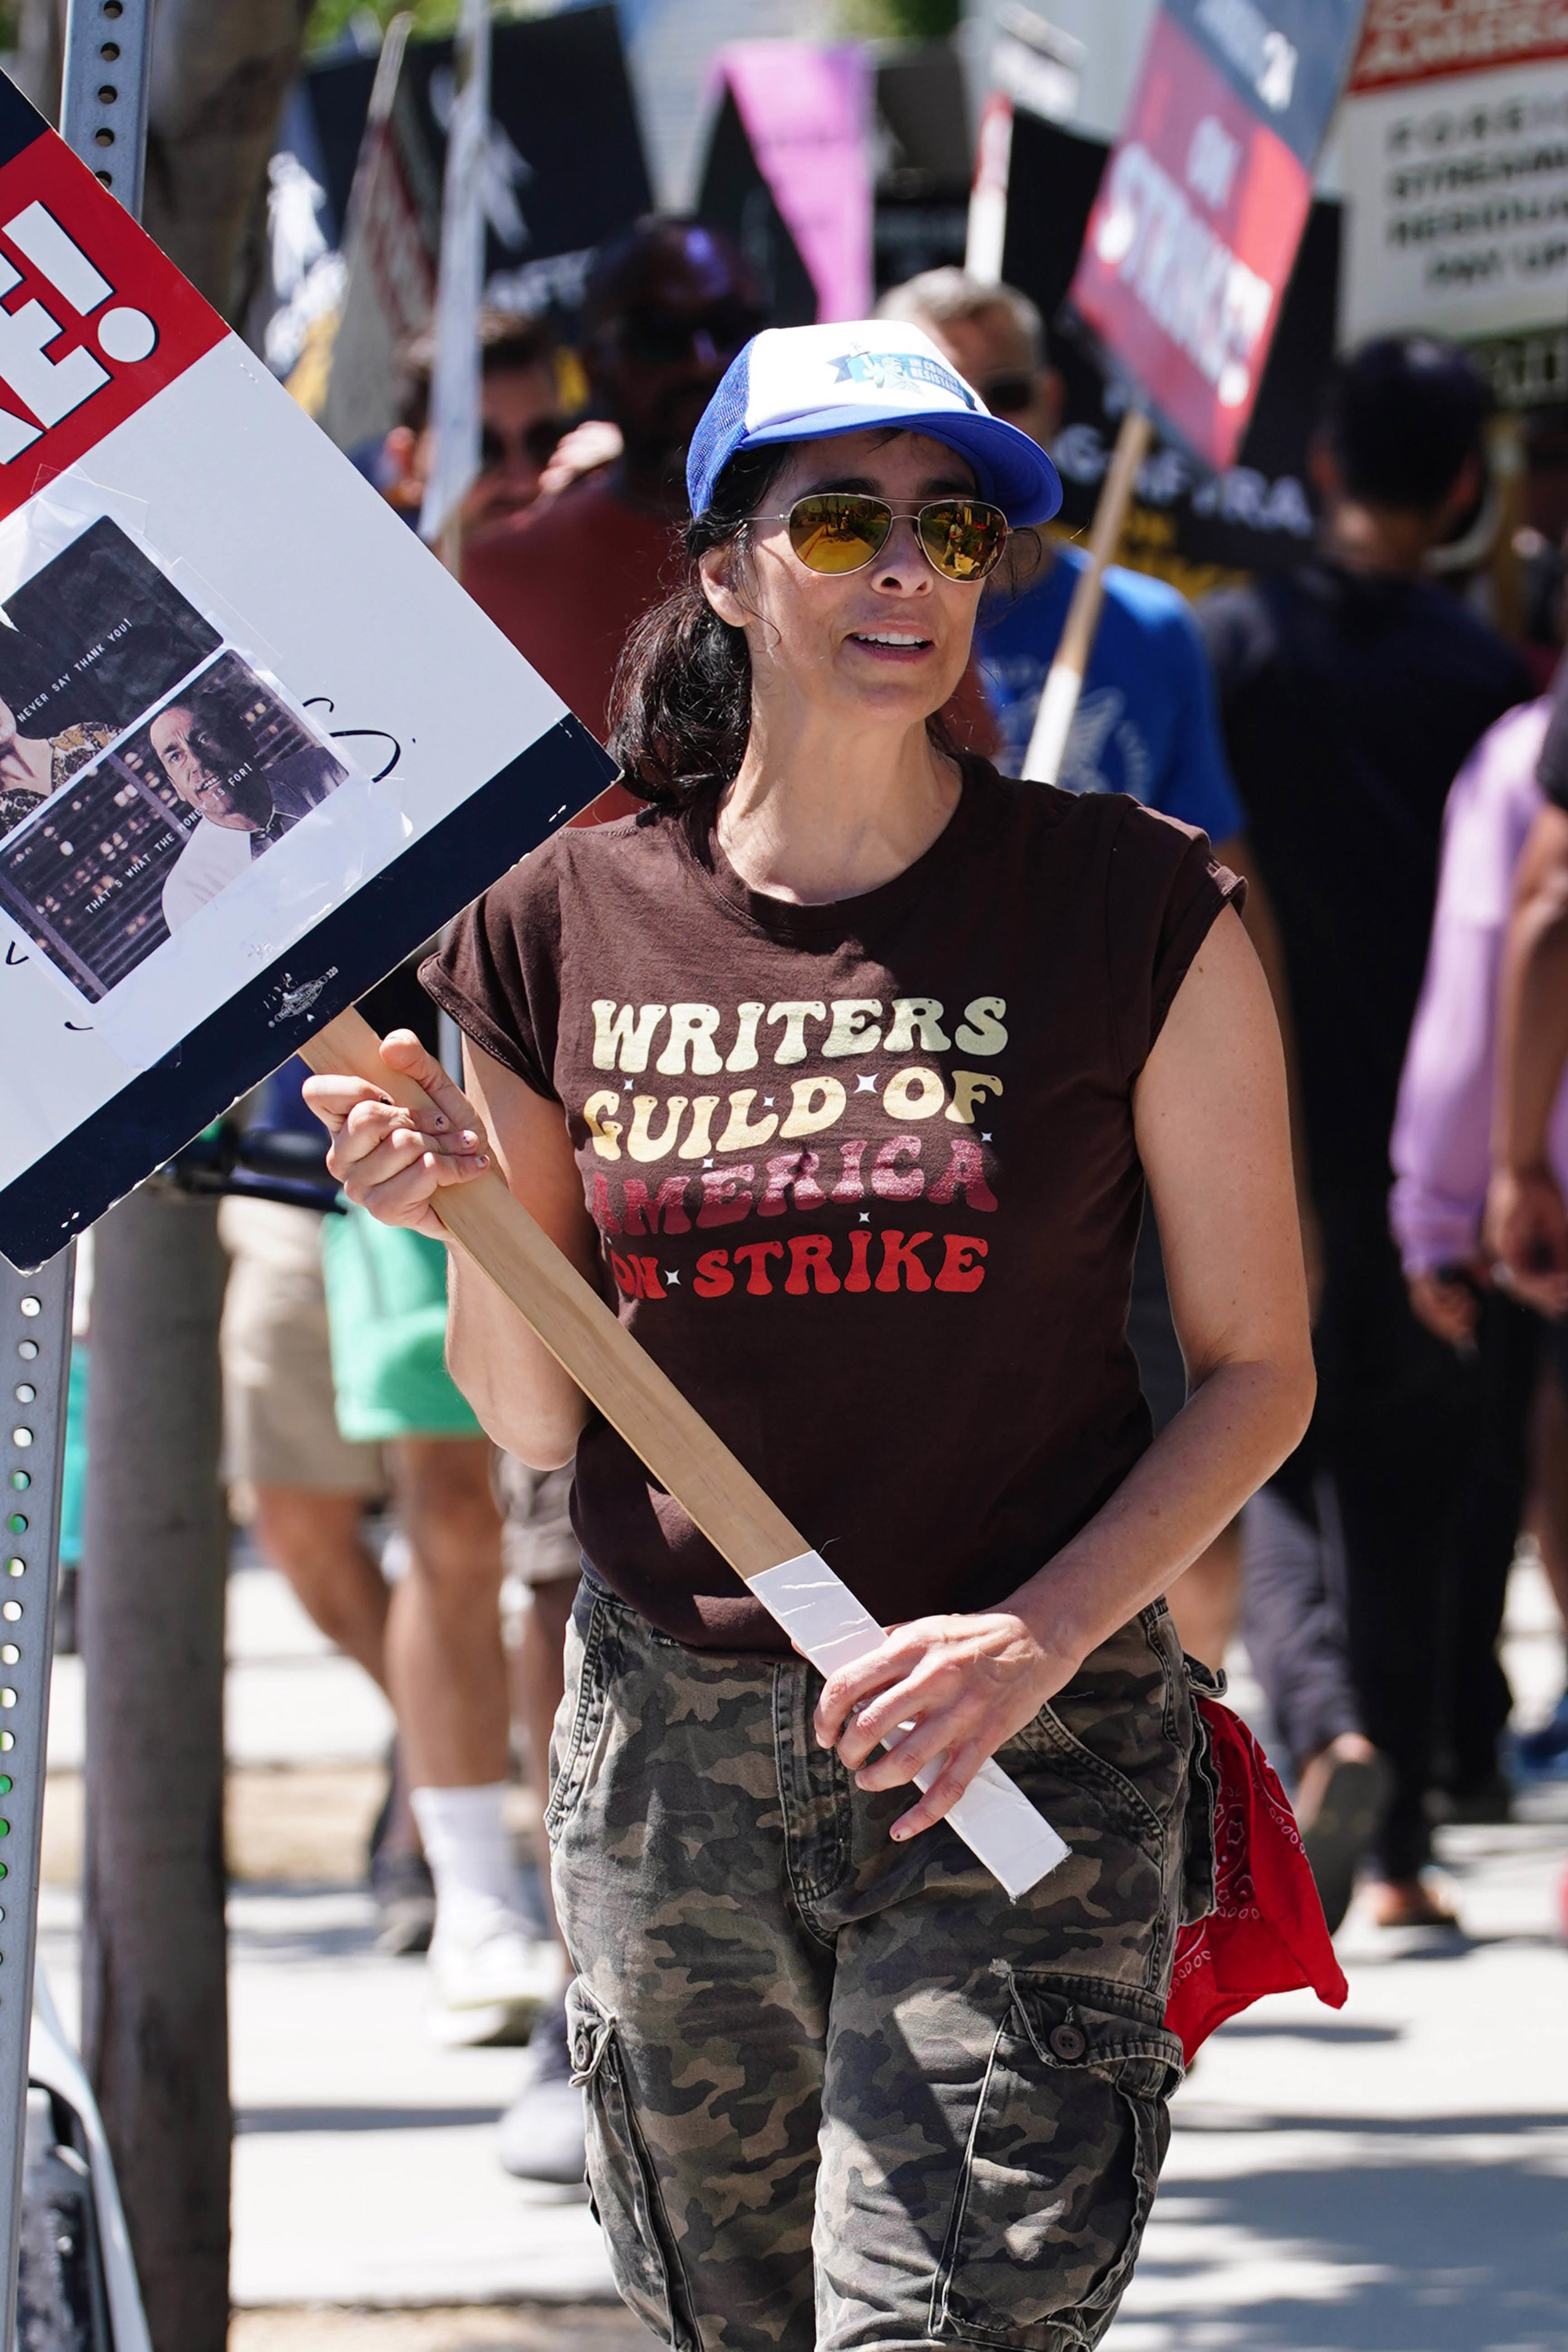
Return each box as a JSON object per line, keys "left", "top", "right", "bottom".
{"left": 548, "top": 1568, "right": 1207, "bottom": 2352}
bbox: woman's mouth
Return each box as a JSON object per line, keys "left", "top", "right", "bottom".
{"left": 847, "top": 629, "right": 934, "bottom": 661}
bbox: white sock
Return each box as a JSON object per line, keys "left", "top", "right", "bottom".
{"left": 411, "top": 1783, "right": 524, "bottom": 1944}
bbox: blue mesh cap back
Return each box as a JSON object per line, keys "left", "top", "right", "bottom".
{"left": 686, "top": 342, "right": 756, "bottom": 519}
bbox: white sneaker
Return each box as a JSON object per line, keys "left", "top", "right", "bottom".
{"left": 427, "top": 1905, "right": 561, "bottom": 2043}
{"left": 497, "top": 1997, "right": 587, "bottom": 2194}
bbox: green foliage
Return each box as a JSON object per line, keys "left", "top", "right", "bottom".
{"left": 834, "top": 0, "right": 960, "bottom": 37}
{"left": 304, "top": 0, "right": 958, "bottom": 63}
{"left": 303, "top": 0, "right": 466, "bottom": 57}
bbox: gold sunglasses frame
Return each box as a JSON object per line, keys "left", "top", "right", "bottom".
{"left": 757, "top": 494, "right": 1010, "bottom": 583}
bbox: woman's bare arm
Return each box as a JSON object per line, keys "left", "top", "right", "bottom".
{"left": 1029, "top": 902, "right": 1315, "bottom": 1641}
{"left": 818, "top": 907, "right": 1315, "bottom": 1836}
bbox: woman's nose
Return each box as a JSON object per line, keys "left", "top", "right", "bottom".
{"left": 874, "top": 517, "right": 933, "bottom": 589}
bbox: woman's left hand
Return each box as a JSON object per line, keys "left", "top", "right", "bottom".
{"left": 813, "top": 1611, "right": 1082, "bottom": 1842}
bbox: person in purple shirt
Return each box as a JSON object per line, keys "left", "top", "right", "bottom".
{"left": 1392, "top": 696, "right": 1568, "bottom": 1777}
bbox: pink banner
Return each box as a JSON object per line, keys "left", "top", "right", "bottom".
{"left": 712, "top": 43, "right": 872, "bottom": 324}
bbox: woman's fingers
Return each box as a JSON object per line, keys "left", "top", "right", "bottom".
{"left": 846, "top": 1661, "right": 972, "bottom": 1761}
{"left": 850, "top": 1706, "right": 962, "bottom": 1792}
{"left": 304, "top": 1027, "right": 490, "bottom": 1169}
{"left": 890, "top": 1742, "right": 986, "bottom": 1841}
{"left": 814, "top": 1637, "right": 922, "bottom": 1752}
{"left": 339, "top": 1122, "right": 489, "bottom": 1204}
{"left": 378, "top": 1027, "right": 487, "bottom": 1142}
{"left": 328, "top": 1095, "right": 483, "bottom": 1179}
{"left": 327, "top": 1103, "right": 420, "bottom": 1184}
{"left": 343, "top": 1149, "right": 457, "bottom": 1227}
{"left": 303, "top": 1073, "right": 388, "bottom": 1138}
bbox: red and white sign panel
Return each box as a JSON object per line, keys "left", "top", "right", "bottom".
{"left": 1067, "top": 0, "right": 1365, "bottom": 471}
{"left": 0, "top": 73, "right": 613, "bottom": 1270}
{"left": 1341, "top": 0, "right": 1568, "bottom": 347}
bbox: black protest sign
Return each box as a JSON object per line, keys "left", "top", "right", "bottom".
{"left": 296, "top": 4, "right": 653, "bottom": 315}
{"left": 696, "top": 89, "right": 818, "bottom": 329}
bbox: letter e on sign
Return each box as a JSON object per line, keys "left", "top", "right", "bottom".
{"left": 0, "top": 130, "right": 225, "bottom": 525}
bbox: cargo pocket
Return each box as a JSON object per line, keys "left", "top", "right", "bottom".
{"left": 932, "top": 1969, "right": 1183, "bottom": 2349}
{"left": 567, "top": 1979, "right": 698, "bottom": 2351}
{"left": 543, "top": 1597, "right": 610, "bottom": 1845}
{"left": 1179, "top": 1655, "right": 1222, "bottom": 1927}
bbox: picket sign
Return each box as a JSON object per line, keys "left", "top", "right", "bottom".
{"left": 300, "top": 1007, "right": 1071, "bottom": 1903}
{"left": 1023, "top": 0, "right": 1366, "bottom": 783}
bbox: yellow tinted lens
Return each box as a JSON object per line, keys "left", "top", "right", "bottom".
{"left": 787, "top": 495, "right": 892, "bottom": 574}
{"left": 918, "top": 500, "right": 1007, "bottom": 581}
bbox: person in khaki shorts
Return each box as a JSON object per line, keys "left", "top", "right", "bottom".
{"left": 491, "top": 1457, "right": 586, "bottom": 2183}
{"left": 217, "top": 1193, "right": 431, "bottom": 1945}
{"left": 217, "top": 1195, "right": 439, "bottom": 1928}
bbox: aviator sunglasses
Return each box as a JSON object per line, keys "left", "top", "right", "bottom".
{"left": 760, "top": 492, "right": 1010, "bottom": 584}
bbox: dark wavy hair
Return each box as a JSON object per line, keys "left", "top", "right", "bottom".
{"left": 608, "top": 440, "right": 971, "bottom": 845}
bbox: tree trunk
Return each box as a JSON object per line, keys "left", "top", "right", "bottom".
{"left": 142, "top": 0, "right": 315, "bottom": 317}
{"left": 11, "top": 0, "right": 312, "bottom": 319}
{"left": 80, "top": 1190, "right": 230, "bottom": 2352}
{"left": 8, "top": 0, "right": 63, "bottom": 123}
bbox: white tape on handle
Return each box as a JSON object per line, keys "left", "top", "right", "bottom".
{"left": 748, "top": 1553, "right": 1070, "bottom": 1901}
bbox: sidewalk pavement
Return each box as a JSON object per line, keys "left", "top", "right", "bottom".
{"left": 37, "top": 1554, "right": 1568, "bottom": 2346}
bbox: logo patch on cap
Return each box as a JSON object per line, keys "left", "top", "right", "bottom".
{"left": 829, "top": 348, "right": 978, "bottom": 410}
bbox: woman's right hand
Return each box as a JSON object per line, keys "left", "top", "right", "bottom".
{"left": 302, "top": 1027, "right": 492, "bottom": 1242}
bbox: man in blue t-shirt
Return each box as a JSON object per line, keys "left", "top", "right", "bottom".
{"left": 877, "top": 269, "right": 1244, "bottom": 850}
{"left": 979, "top": 546, "right": 1243, "bottom": 836}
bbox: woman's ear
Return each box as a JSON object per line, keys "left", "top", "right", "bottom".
{"left": 698, "top": 544, "right": 748, "bottom": 629}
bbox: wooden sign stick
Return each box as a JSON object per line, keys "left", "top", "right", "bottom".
{"left": 1021, "top": 404, "right": 1153, "bottom": 785}
{"left": 299, "top": 1004, "right": 1068, "bottom": 1897}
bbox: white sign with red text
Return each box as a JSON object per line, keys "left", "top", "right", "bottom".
{"left": 1341, "top": 0, "right": 1568, "bottom": 345}
{"left": 0, "top": 71, "right": 613, "bottom": 1271}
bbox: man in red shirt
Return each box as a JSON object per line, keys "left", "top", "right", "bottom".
{"left": 462, "top": 216, "right": 765, "bottom": 744}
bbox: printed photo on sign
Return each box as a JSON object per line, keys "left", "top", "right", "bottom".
{"left": 0, "top": 649, "right": 350, "bottom": 1001}
{"left": 0, "top": 512, "right": 220, "bottom": 846}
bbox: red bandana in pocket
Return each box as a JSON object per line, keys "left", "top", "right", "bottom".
{"left": 1166, "top": 1695, "right": 1348, "bottom": 2064}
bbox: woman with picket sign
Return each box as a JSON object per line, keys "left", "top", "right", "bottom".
{"left": 305, "top": 322, "right": 1315, "bottom": 2349}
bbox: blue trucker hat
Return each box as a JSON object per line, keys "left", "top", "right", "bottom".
{"left": 686, "top": 320, "right": 1063, "bottom": 527}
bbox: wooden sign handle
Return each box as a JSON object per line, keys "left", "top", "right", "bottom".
{"left": 1021, "top": 404, "right": 1153, "bottom": 785}
{"left": 297, "top": 1007, "right": 1074, "bottom": 1898}
{"left": 297, "top": 1007, "right": 805, "bottom": 1583}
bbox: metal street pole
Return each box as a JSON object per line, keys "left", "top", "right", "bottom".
{"left": 62, "top": 10, "right": 233, "bottom": 2348}
{"left": 61, "top": 0, "right": 155, "bottom": 219}
{"left": 0, "top": 1253, "right": 74, "bottom": 2352}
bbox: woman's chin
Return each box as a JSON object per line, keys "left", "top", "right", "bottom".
{"left": 834, "top": 651, "right": 960, "bottom": 717}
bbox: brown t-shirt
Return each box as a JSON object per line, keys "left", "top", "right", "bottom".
{"left": 423, "top": 758, "right": 1240, "bottom": 1652}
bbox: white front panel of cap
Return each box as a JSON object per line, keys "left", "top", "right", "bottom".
{"left": 743, "top": 320, "right": 986, "bottom": 434}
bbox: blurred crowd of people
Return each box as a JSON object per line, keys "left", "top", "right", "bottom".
{"left": 123, "top": 211, "right": 1568, "bottom": 2189}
